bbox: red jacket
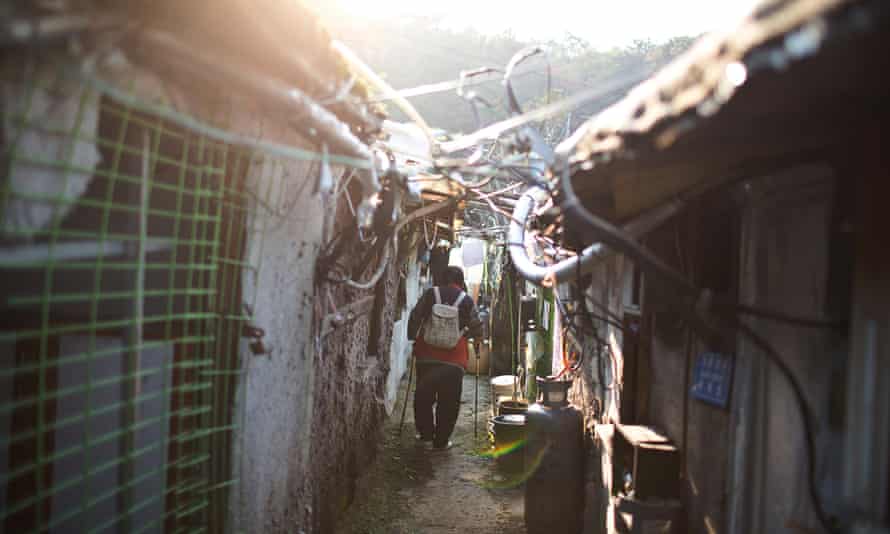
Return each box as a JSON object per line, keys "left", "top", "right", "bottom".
{"left": 412, "top": 336, "right": 470, "bottom": 370}
{"left": 408, "top": 283, "right": 482, "bottom": 370}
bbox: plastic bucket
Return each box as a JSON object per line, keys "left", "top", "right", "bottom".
{"left": 491, "top": 414, "right": 527, "bottom": 474}
{"left": 491, "top": 375, "right": 518, "bottom": 399}
{"left": 498, "top": 399, "right": 529, "bottom": 416}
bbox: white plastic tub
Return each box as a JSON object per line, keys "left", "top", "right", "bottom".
{"left": 491, "top": 374, "right": 519, "bottom": 399}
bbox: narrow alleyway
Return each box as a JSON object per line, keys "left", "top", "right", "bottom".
{"left": 336, "top": 373, "right": 527, "bottom": 534}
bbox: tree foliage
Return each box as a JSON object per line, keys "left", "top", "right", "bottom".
{"left": 324, "top": 13, "right": 699, "bottom": 138}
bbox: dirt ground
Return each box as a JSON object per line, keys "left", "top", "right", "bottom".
{"left": 335, "top": 372, "right": 527, "bottom": 534}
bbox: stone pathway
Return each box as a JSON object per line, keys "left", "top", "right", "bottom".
{"left": 336, "top": 372, "right": 526, "bottom": 534}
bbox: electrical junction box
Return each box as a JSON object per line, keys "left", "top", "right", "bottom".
{"left": 690, "top": 352, "right": 733, "bottom": 408}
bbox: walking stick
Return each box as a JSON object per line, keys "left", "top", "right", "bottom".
{"left": 399, "top": 354, "right": 415, "bottom": 436}
{"left": 474, "top": 351, "right": 478, "bottom": 439}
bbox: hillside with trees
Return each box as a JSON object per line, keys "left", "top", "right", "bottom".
{"left": 318, "top": 10, "right": 698, "bottom": 137}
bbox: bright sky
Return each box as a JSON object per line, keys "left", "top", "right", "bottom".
{"left": 327, "top": 0, "right": 761, "bottom": 49}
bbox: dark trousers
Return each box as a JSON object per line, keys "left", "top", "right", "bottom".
{"left": 413, "top": 361, "right": 464, "bottom": 447}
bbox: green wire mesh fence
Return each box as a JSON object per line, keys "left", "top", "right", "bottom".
{"left": 0, "top": 53, "right": 328, "bottom": 533}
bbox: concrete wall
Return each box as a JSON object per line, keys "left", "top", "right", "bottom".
{"left": 569, "top": 256, "right": 627, "bottom": 534}
{"left": 385, "top": 250, "right": 422, "bottom": 414}
{"left": 232, "top": 156, "right": 328, "bottom": 533}
{"left": 229, "top": 148, "right": 416, "bottom": 533}
{"left": 571, "top": 256, "right": 626, "bottom": 426}
{"left": 301, "top": 203, "right": 421, "bottom": 532}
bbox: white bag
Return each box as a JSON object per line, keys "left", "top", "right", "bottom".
{"left": 422, "top": 287, "right": 467, "bottom": 349}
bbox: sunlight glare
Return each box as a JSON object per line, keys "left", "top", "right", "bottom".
{"left": 320, "top": 0, "right": 762, "bottom": 49}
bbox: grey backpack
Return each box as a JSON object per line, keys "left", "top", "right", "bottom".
{"left": 422, "top": 287, "right": 467, "bottom": 349}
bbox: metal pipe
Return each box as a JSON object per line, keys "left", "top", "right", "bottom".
{"left": 0, "top": 239, "right": 172, "bottom": 266}
{"left": 0, "top": 13, "right": 121, "bottom": 46}
{"left": 552, "top": 161, "right": 838, "bottom": 534}
{"left": 508, "top": 187, "right": 684, "bottom": 285}
{"left": 132, "top": 30, "right": 380, "bottom": 193}
{"left": 332, "top": 40, "right": 436, "bottom": 155}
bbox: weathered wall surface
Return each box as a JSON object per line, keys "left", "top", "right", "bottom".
{"left": 573, "top": 191, "right": 737, "bottom": 533}
{"left": 306, "top": 258, "right": 401, "bottom": 532}
{"left": 584, "top": 164, "right": 848, "bottom": 534}
{"left": 229, "top": 148, "right": 415, "bottom": 533}
{"left": 842, "top": 128, "right": 890, "bottom": 527}
{"left": 232, "top": 156, "right": 329, "bottom": 533}
{"left": 728, "top": 165, "right": 847, "bottom": 533}
{"left": 638, "top": 194, "right": 738, "bottom": 534}
{"left": 570, "top": 256, "right": 626, "bottom": 534}
{"left": 570, "top": 257, "right": 627, "bottom": 425}
{"left": 301, "top": 192, "right": 426, "bottom": 532}
{"left": 386, "top": 251, "right": 422, "bottom": 414}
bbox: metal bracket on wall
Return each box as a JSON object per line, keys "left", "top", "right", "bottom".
{"left": 321, "top": 295, "right": 376, "bottom": 338}
{"left": 242, "top": 324, "right": 270, "bottom": 356}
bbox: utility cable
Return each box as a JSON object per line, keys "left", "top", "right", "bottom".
{"left": 420, "top": 197, "right": 440, "bottom": 249}
{"left": 736, "top": 319, "right": 835, "bottom": 533}
{"left": 504, "top": 46, "right": 551, "bottom": 116}
{"left": 475, "top": 181, "right": 525, "bottom": 200}
{"left": 558, "top": 166, "right": 694, "bottom": 295}
{"left": 327, "top": 199, "right": 455, "bottom": 289}
{"left": 736, "top": 305, "right": 846, "bottom": 329}
{"left": 333, "top": 40, "right": 437, "bottom": 153}
{"left": 364, "top": 44, "right": 615, "bottom": 104}
{"left": 454, "top": 67, "right": 506, "bottom": 165}
{"left": 554, "top": 156, "right": 839, "bottom": 534}
{"left": 439, "top": 67, "right": 651, "bottom": 154}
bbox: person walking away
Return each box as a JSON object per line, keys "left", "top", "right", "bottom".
{"left": 408, "top": 266, "right": 483, "bottom": 450}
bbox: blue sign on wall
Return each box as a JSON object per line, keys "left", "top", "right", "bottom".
{"left": 690, "top": 352, "right": 733, "bottom": 408}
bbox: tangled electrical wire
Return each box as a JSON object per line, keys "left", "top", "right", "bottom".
{"left": 386, "top": 46, "right": 648, "bottom": 241}
{"left": 412, "top": 46, "right": 840, "bottom": 533}
{"left": 328, "top": 36, "right": 843, "bottom": 534}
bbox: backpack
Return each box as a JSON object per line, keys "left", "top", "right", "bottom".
{"left": 421, "top": 287, "right": 467, "bottom": 349}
